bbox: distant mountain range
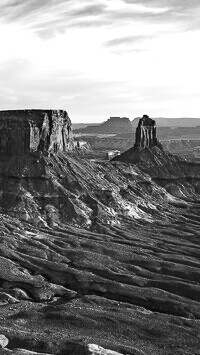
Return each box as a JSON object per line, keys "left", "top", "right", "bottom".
{"left": 74, "top": 116, "right": 200, "bottom": 134}
{"left": 72, "top": 123, "right": 99, "bottom": 130}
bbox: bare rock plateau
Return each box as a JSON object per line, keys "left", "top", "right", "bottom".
{"left": 0, "top": 111, "right": 199, "bottom": 354}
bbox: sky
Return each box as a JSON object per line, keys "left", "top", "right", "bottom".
{"left": 0, "top": 0, "right": 200, "bottom": 122}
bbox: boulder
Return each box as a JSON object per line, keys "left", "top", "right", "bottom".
{"left": 0, "top": 335, "right": 9, "bottom": 349}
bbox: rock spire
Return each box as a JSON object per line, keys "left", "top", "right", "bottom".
{"left": 134, "top": 114, "right": 161, "bottom": 148}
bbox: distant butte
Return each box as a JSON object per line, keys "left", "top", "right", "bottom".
{"left": 74, "top": 116, "right": 133, "bottom": 134}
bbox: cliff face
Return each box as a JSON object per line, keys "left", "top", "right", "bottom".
{"left": 0, "top": 109, "right": 74, "bottom": 155}
{"left": 134, "top": 115, "right": 161, "bottom": 148}
{"left": 0, "top": 111, "right": 189, "bottom": 227}
{"left": 0, "top": 109, "right": 75, "bottom": 224}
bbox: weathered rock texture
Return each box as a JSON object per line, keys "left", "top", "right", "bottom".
{"left": 0, "top": 110, "right": 74, "bottom": 155}
{"left": 134, "top": 115, "right": 161, "bottom": 148}
{"left": 0, "top": 111, "right": 200, "bottom": 354}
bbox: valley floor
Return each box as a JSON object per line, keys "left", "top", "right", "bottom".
{"left": 0, "top": 210, "right": 200, "bottom": 354}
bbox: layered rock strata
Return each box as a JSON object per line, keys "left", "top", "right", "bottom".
{"left": 0, "top": 110, "right": 74, "bottom": 155}
{"left": 113, "top": 115, "right": 200, "bottom": 201}
{"left": 134, "top": 114, "right": 161, "bottom": 148}
{"left": 0, "top": 112, "right": 199, "bottom": 354}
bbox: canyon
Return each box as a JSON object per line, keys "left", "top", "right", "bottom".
{"left": 0, "top": 110, "right": 199, "bottom": 354}
{"left": 74, "top": 116, "right": 200, "bottom": 160}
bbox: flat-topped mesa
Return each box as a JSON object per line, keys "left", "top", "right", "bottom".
{"left": 0, "top": 109, "right": 74, "bottom": 156}
{"left": 134, "top": 114, "right": 161, "bottom": 149}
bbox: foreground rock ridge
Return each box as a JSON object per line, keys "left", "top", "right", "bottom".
{"left": 0, "top": 110, "right": 199, "bottom": 354}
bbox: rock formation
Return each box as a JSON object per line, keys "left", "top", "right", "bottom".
{"left": 0, "top": 110, "right": 200, "bottom": 355}
{"left": 103, "top": 117, "right": 133, "bottom": 134}
{"left": 111, "top": 114, "right": 163, "bottom": 164}
{"left": 113, "top": 115, "right": 200, "bottom": 201}
{"left": 0, "top": 110, "right": 74, "bottom": 155}
{"left": 74, "top": 116, "right": 133, "bottom": 134}
{"left": 134, "top": 114, "right": 161, "bottom": 148}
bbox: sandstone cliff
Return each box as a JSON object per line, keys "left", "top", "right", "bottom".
{"left": 134, "top": 115, "right": 161, "bottom": 148}
{"left": 0, "top": 109, "right": 74, "bottom": 155}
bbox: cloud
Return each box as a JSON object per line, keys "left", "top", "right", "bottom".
{"left": 120, "top": 0, "right": 200, "bottom": 28}
{"left": 0, "top": 0, "right": 200, "bottom": 40}
{"left": 0, "top": 0, "right": 109, "bottom": 37}
{"left": 0, "top": 0, "right": 56, "bottom": 20}
{"left": 0, "top": 0, "right": 200, "bottom": 122}
{"left": 123, "top": 0, "right": 200, "bottom": 12}
{"left": 0, "top": 57, "right": 134, "bottom": 121}
{"left": 69, "top": 4, "right": 107, "bottom": 17}
{"left": 1, "top": 0, "right": 199, "bottom": 41}
{"left": 105, "top": 34, "right": 154, "bottom": 48}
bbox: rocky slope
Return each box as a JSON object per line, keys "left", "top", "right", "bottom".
{"left": 0, "top": 111, "right": 200, "bottom": 354}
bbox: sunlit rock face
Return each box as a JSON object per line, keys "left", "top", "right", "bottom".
{"left": 0, "top": 109, "right": 74, "bottom": 155}
{"left": 0, "top": 110, "right": 75, "bottom": 225}
{"left": 134, "top": 114, "right": 161, "bottom": 149}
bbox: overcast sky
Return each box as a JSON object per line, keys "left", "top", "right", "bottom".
{"left": 0, "top": 0, "right": 200, "bottom": 122}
